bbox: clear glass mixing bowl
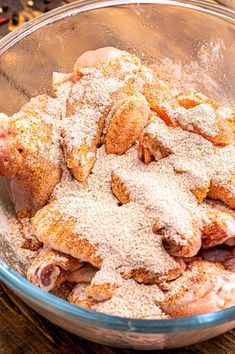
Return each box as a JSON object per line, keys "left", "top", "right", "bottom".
{"left": 0, "top": 0, "right": 235, "bottom": 349}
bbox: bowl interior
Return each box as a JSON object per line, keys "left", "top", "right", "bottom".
{"left": 0, "top": 1, "right": 235, "bottom": 348}
{"left": 0, "top": 0, "right": 234, "bottom": 117}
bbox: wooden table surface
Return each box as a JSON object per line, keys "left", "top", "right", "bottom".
{"left": 1, "top": 0, "right": 235, "bottom": 353}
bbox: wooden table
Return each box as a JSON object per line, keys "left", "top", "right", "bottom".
{"left": 1, "top": 0, "right": 235, "bottom": 353}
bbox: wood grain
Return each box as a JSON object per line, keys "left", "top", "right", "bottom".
{"left": 0, "top": 282, "right": 235, "bottom": 354}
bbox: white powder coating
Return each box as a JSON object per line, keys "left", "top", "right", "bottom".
{"left": 91, "top": 266, "right": 124, "bottom": 287}
{"left": 63, "top": 71, "right": 124, "bottom": 152}
{"left": 217, "top": 106, "right": 234, "bottom": 121}
{"left": 94, "top": 279, "right": 167, "bottom": 319}
{"left": 62, "top": 107, "right": 101, "bottom": 151}
{"left": 167, "top": 104, "right": 220, "bottom": 138}
{"left": 68, "top": 280, "right": 167, "bottom": 319}
{"left": 63, "top": 50, "right": 155, "bottom": 152}
{"left": 114, "top": 166, "right": 201, "bottom": 246}
{"left": 11, "top": 95, "right": 63, "bottom": 165}
{"left": 143, "top": 115, "right": 235, "bottom": 203}
{"left": 68, "top": 69, "right": 124, "bottom": 111}
{"left": 51, "top": 196, "right": 180, "bottom": 277}
{"left": 87, "top": 145, "right": 141, "bottom": 203}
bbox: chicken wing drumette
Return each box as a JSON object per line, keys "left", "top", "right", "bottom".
{"left": 27, "top": 247, "right": 84, "bottom": 291}
{"left": 0, "top": 95, "right": 63, "bottom": 217}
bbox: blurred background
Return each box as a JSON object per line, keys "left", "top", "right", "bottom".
{"left": 0, "top": 0, "right": 73, "bottom": 37}
{"left": 0, "top": 0, "right": 234, "bottom": 38}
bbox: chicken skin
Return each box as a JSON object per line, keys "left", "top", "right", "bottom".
{"left": 201, "top": 200, "right": 235, "bottom": 248}
{"left": 200, "top": 246, "right": 235, "bottom": 272}
{"left": 159, "top": 260, "right": 235, "bottom": 317}
{"left": 0, "top": 96, "right": 63, "bottom": 217}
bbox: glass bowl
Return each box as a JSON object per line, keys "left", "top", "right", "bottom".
{"left": 0, "top": 0, "right": 235, "bottom": 349}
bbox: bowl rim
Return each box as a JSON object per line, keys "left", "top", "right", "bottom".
{"left": 0, "top": 0, "right": 235, "bottom": 334}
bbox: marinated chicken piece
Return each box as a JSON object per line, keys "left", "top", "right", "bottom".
{"left": 105, "top": 94, "right": 150, "bottom": 154}
{"left": 112, "top": 164, "right": 235, "bottom": 256}
{"left": 27, "top": 248, "right": 83, "bottom": 291}
{"left": 138, "top": 113, "right": 212, "bottom": 164}
{"left": 151, "top": 84, "right": 233, "bottom": 145}
{"left": 0, "top": 96, "right": 62, "bottom": 217}
{"left": 200, "top": 247, "right": 235, "bottom": 272}
{"left": 176, "top": 90, "right": 220, "bottom": 109}
{"left": 158, "top": 260, "right": 235, "bottom": 317}
{"left": 138, "top": 113, "right": 173, "bottom": 164}
{"left": 62, "top": 109, "right": 105, "bottom": 182}
{"left": 66, "top": 263, "right": 98, "bottom": 283}
{"left": 170, "top": 103, "right": 233, "bottom": 146}
{"left": 73, "top": 47, "right": 124, "bottom": 74}
{"left": 84, "top": 261, "right": 183, "bottom": 302}
{"left": 63, "top": 47, "right": 155, "bottom": 180}
{"left": 68, "top": 279, "right": 169, "bottom": 320}
{"left": 86, "top": 267, "right": 123, "bottom": 301}
{"left": 143, "top": 84, "right": 232, "bottom": 145}
{"left": 112, "top": 168, "right": 202, "bottom": 257}
{"left": 201, "top": 201, "right": 235, "bottom": 248}
{"left": 138, "top": 114, "right": 235, "bottom": 209}
{"left": 142, "top": 81, "right": 179, "bottom": 126}
{"left": 31, "top": 196, "right": 185, "bottom": 287}
{"left": 68, "top": 283, "right": 95, "bottom": 309}
{"left": 176, "top": 91, "right": 235, "bottom": 141}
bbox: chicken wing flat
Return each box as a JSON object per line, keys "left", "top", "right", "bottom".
{"left": 31, "top": 196, "right": 185, "bottom": 289}
{"left": 139, "top": 113, "right": 235, "bottom": 209}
